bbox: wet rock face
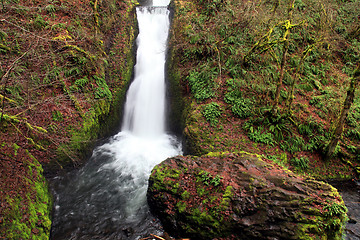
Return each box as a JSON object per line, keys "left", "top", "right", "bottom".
{"left": 147, "top": 152, "right": 347, "bottom": 240}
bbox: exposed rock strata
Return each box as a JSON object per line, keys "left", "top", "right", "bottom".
{"left": 147, "top": 152, "right": 347, "bottom": 239}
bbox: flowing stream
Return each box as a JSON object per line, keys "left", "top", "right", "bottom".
{"left": 50, "top": 1, "right": 182, "bottom": 239}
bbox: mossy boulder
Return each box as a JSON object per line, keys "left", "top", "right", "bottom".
{"left": 147, "top": 152, "right": 347, "bottom": 239}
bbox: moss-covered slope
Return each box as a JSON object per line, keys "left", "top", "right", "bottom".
{"left": 0, "top": 0, "right": 137, "bottom": 238}
{"left": 168, "top": 0, "right": 359, "bottom": 180}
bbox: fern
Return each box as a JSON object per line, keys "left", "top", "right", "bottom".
{"left": 304, "top": 135, "right": 327, "bottom": 152}
{"left": 74, "top": 76, "right": 89, "bottom": 89}
{"left": 224, "top": 79, "right": 254, "bottom": 118}
{"left": 0, "top": 30, "right": 8, "bottom": 41}
{"left": 347, "top": 101, "right": 360, "bottom": 128}
{"left": 323, "top": 203, "right": 347, "bottom": 218}
{"left": 299, "top": 116, "right": 325, "bottom": 136}
{"left": 33, "top": 15, "right": 49, "bottom": 30}
{"left": 198, "top": 170, "right": 222, "bottom": 187}
{"left": 291, "top": 157, "right": 309, "bottom": 170}
{"left": 202, "top": 102, "right": 221, "bottom": 126}
{"left": 187, "top": 64, "right": 217, "bottom": 101}
{"left": 248, "top": 126, "right": 275, "bottom": 146}
{"left": 45, "top": 4, "right": 56, "bottom": 14}
{"left": 280, "top": 135, "right": 305, "bottom": 153}
{"left": 64, "top": 67, "right": 81, "bottom": 77}
{"left": 345, "top": 128, "right": 360, "bottom": 141}
{"left": 6, "top": 85, "right": 24, "bottom": 102}
{"left": 93, "top": 75, "right": 112, "bottom": 99}
{"left": 264, "top": 116, "right": 291, "bottom": 141}
{"left": 52, "top": 111, "right": 63, "bottom": 122}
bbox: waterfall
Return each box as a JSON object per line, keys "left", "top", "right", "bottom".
{"left": 50, "top": 1, "right": 182, "bottom": 239}
{"left": 122, "top": 5, "right": 169, "bottom": 137}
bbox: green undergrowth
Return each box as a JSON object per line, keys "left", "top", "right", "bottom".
{"left": 2, "top": 151, "right": 51, "bottom": 240}
{"left": 1, "top": 0, "right": 137, "bottom": 239}
{"left": 51, "top": 1, "right": 137, "bottom": 168}
{"left": 1, "top": 0, "right": 137, "bottom": 169}
{"left": 172, "top": 0, "right": 359, "bottom": 180}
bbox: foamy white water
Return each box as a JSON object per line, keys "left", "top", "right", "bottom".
{"left": 51, "top": 3, "right": 181, "bottom": 239}
{"left": 99, "top": 5, "right": 182, "bottom": 217}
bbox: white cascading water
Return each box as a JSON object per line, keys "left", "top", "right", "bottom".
{"left": 123, "top": 2, "right": 168, "bottom": 137}
{"left": 50, "top": 1, "right": 182, "bottom": 239}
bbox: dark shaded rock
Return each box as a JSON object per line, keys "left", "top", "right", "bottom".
{"left": 147, "top": 152, "right": 347, "bottom": 240}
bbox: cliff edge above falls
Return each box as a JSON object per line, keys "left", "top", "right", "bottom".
{"left": 147, "top": 152, "right": 347, "bottom": 240}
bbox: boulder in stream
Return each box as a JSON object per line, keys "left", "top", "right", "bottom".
{"left": 147, "top": 152, "right": 347, "bottom": 239}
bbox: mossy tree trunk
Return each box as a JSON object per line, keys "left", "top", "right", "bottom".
{"left": 271, "top": 0, "right": 296, "bottom": 116}
{"left": 271, "top": 28, "right": 289, "bottom": 116}
{"left": 325, "top": 63, "right": 360, "bottom": 161}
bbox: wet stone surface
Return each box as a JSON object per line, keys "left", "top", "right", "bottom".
{"left": 330, "top": 180, "right": 360, "bottom": 240}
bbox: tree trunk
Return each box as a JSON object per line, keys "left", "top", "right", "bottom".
{"left": 271, "top": 0, "right": 295, "bottom": 116}
{"left": 271, "top": 26, "right": 289, "bottom": 116}
{"left": 285, "top": 42, "right": 319, "bottom": 114}
{"left": 324, "top": 63, "right": 360, "bottom": 161}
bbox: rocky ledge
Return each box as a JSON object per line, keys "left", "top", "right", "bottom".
{"left": 147, "top": 152, "right": 347, "bottom": 239}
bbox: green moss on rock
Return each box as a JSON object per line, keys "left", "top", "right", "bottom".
{"left": 148, "top": 153, "right": 348, "bottom": 240}
{"left": 2, "top": 152, "right": 51, "bottom": 240}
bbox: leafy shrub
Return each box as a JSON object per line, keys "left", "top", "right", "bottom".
{"left": 280, "top": 135, "right": 305, "bottom": 153}
{"left": 33, "top": 15, "right": 48, "bottom": 30}
{"left": 248, "top": 126, "right": 275, "bottom": 146}
{"left": 202, "top": 102, "right": 221, "bottom": 126}
{"left": 187, "top": 65, "right": 217, "bottom": 101}
{"left": 264, "top": 116, "right": 291, "bottom": 141}
{"left": 323, "top": 203, "right": 347, "bottom": 218}
{"left": 345, "top": 128, "right": 360, "bottom": 141}
{"left": 93, "top": 75, "right": 112, "bottom": 99}
{"left": 198, "top": 170, "right": 222, "bottom": 187}
{"left": 347, "top": 101, "right": 360, "bottom": 127}
{"left": 291, "top": 157, "right": 309, "bottom": 170}
{"left": 52, "top": 111, "right": 63, "bottom": 122}
{"left": 304, "top": 134, "right": 328, "bottom": 152}
{"left": 224, "top": 79, "right": 254, "bottom": 118}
